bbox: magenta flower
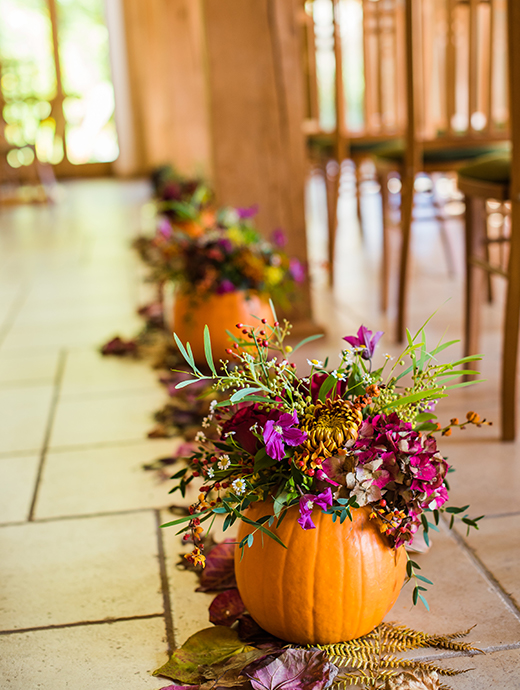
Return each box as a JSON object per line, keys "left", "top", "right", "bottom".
{"left": 289, "top": 257, "right": 306, "bottom": 283}
{"left": 271, "top": 227, "right": 287, "bottom": 248}
{"left": 263, "top": 411, "right": 307, "bottom": 461}
{"left": 343, "top": 325, "right": 383, "bottom": 360}
{"left": 297, "top": 488, "right": 333, "bottom": 530}
{"left": 237, "top": 204, "right": 259, "bottom": 219}
{"left": 216, "top": 279, "right": 236, "bottom": 294}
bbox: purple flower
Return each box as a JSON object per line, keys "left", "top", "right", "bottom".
{"left": 271, "top": 227, "right": 287, "bottom": 248}
{"left": 216, "top": 279, "right": 236, "bottom": 295}
{"left": 297, "top": 488, "right": 333, "bottom": 530}
{"left": 343, "top": 325, "right": 383, "bottom": 360}
{"left": 289, "top": 257, "right": 306, "bottom": 283}
{"left": 158, "top": 218, "right": 172, "bottom": 238}
{"left": 263, "top": 411, "right": 307, "bottom": 461}
{"left": 237, "top": 204, "right": 259, "bottom": 219}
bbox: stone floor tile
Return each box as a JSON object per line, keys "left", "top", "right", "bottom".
{"left": 435, "top": 647, "right": 520, "bottom": 689}
{"left": 461, "top": 514, "right": 520, "bottom": 611}
{"left": 0, "top": 455, "right": 39, "bottom": 523}
{"left": 437, "top": 438, "right": 520, "bottom": 516}
{"left": 49, "top": 388, "right": 166, "bottom": 449}
{"left": 0, "top": 315, "right": 142, "bottom": 351}
{"left": 60, "top": 348, "right": 159, "bottom": 398}
{"left": 0, "top": 512, "right": 163, "bottom": 630}
{"left": 0, "top": 350, "right": 59, "bottom": 386}
{"left": 35, "top": 439, "right": 183, "bottom": 519}
{"left": 387, "top": 523, "right": 520, "bottom": 652}
{"left": 0, "top": 384, "right": 54, "bottom": 454}
{"left": 0, "top": 617, "right": 168, "bottom": 690}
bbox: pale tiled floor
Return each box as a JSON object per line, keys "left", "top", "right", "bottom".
{"left": 0, "top": 177, "right": 519, "bottom": 688}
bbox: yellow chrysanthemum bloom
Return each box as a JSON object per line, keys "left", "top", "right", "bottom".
{"left": 293, "top": 399, "right": 363, "bottom": 473}
{"left": 265, "top": 265, "right": 284, "bottom": 286}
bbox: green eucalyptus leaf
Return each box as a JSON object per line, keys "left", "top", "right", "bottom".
{"left": 203, "top": 325, "right": 217, "bottom": 376}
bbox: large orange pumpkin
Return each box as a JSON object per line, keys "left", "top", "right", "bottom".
{"left": 173, "top": 291, "right": 272, "bottom": 364}
{"left": 234, "top": 501, "right": 407, "bottom": 644}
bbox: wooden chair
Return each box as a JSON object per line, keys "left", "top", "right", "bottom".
{"left": 457, "top": 0, "right": 519, "bottom": 440}
{"left": 376, "top": 0, "right": 510, "bottom": 341}
{"left": 303, "top": 0, "right": 404, "bottom": 283}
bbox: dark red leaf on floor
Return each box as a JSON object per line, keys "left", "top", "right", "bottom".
{"left": 237, "top": 615, "right": 282, "bottom": 649}
{"left": 209, "top": 589, "right": 245, "bottom": 626}
{"left": 147, "top": 424, "right": 171, "bottom": 438}
{"left": 100, "top": 336, "right": 138, "bottom": 357}
{"left": 196, "top": 539, "right": 237, "bottom": 592}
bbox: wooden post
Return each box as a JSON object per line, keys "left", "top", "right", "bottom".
{"left": 502, "top": 0, "right": 520, "bottom": 439}
{"left": 121, "top": 0, "right": 212, "bottom": 177}
{"left": 202, "top": 0, "right": 314, "bottom": 328}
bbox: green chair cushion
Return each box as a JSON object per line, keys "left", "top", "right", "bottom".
{"left": 457, "top": 153, "right": 511, "bottom": 184}
{"left": 376, "top": 141, "right": 510, "bottom": 165}
{"left": 307, "top": 134, "right": 395, "bottom": 157}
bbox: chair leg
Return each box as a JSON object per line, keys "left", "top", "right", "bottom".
{"left": 324, "top": 159, "right": 340, "bottom": 286}
{"left": 396, "top": 173, "right": 414, "bottom": 343}
{"left": 463, "top": 196, "right": 487, "bottom": 359}
{"left": 380, "top": 172, "right": 390, "bottom": 312}
{"left": 355, "top": 160, "right": 363, "bottom": 237}
{"left": 501, "top": 201, "right": 520, "bottom": 441}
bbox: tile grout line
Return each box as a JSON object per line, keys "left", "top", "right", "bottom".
{"left": 447, "top": 521, "right": 520, "bottom": 623}
{"left": 0, "top": 506, "right": 167, "bottom": 528}
{"left": 404, "top": 640, "right": 520, "bottom": 663}
{"left": 155, "top": 509, "right": 176, "bottom": 654}
{"left": 28, "top": 349, "right": 68, "bottom": 522}
{"left": 0, "top": 435, "right": 171, "bottom": 459}
{"left": 0, "top": 613, "right": 164, "bottom": 637}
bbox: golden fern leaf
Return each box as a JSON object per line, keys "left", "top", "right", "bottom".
{"left": 407, "top": 660, "right": 475, "bottom": 677}
{"left": 426, "top": 636, "right": 482, "bottom": 653}
{"left": 332, "top": 672, "right": 375, "bottom": 687}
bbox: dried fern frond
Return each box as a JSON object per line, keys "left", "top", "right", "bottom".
{"left": 297, "top": 622, "right": 481, "bottom": 690}
{"left": 407, "top": 661, "right": 475, "bottom": 677}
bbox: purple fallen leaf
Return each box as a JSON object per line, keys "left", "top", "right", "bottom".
{"left": 209, "top": 589, "right": 246, "bottom": 627}
{"left": 242, "top": 648, "right": 339, "bottom": 690}
{"left": 196, "top": 540, "right": 237, "bottom": 592}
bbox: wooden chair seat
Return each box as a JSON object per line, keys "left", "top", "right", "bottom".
{"left": 376, "top": 142, "right": 509, "bottom": 170}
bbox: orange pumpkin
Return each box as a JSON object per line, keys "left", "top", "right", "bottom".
{"left": 234, "top": 502, "right": 407, "bottom": 644}
{"left": 173, "top": 291, "right": 273, "bottom": 364}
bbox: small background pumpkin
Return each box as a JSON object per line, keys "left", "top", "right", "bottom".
{"left": 173, "top": 291, "right": 272, "bottom": 363}
{"left": 234, "top": 501, "right": 407, "bottom": 645}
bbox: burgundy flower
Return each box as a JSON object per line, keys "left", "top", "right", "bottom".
{"left": 215, "top": 279, "right": 236, "bottom": 295}
{"left": 310, "top": 372, "right": 348, "bottom": 402}
{"left": 297, "top": 488, "right": 333, "bottom": 530}
{"left": 221, "top": 404, "right": 269, "bottom": 456}
{"left": 343, "top": 325, "right": 383, "bottom": 360}
{"left": 263, "top": 411, "right": 307, "bottom": 461}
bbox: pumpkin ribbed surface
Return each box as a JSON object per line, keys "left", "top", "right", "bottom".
{"left": 234, "top": 502, "right": 407, "bottom": 644}
{"left": 173, "top": 291, "right": 272, "bottom": 363}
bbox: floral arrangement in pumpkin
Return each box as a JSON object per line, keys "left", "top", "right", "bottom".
{"left": 165, "top": 308, "right": 487, "bottom": 605}
{"left": 134, "top": 203, "right": 305, "bottom": 308}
